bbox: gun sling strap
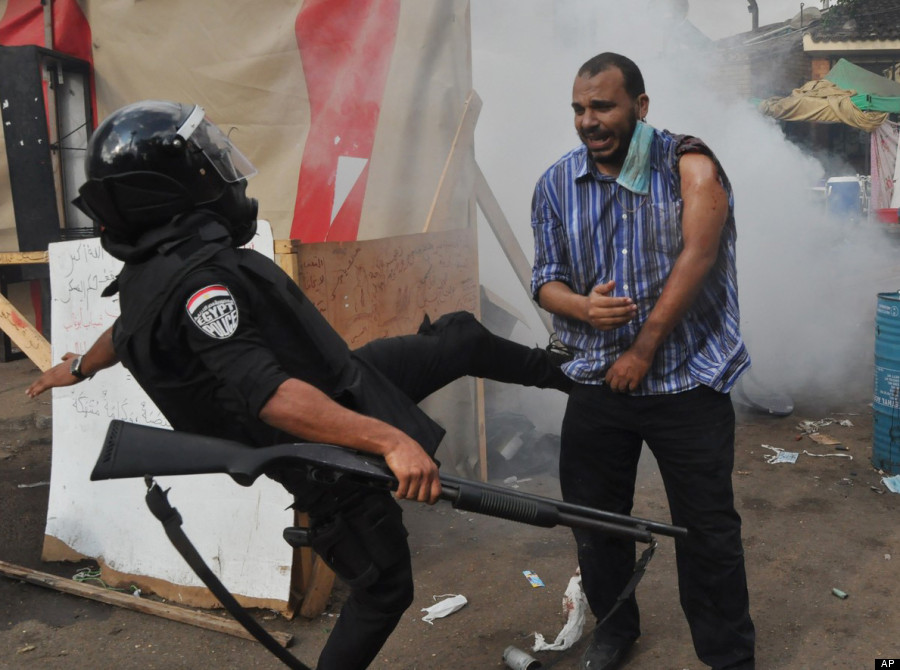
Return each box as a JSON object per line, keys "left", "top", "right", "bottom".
{"left": 144, "top": 476, "right": 658, "bottom": 670}
{"left": 144, "top": 479, "right": 314, "bottom": 670}
{"left": 536, "top": 540, "right": 657, "bottom": 670}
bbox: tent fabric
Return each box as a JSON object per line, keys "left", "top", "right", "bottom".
{"left": 758, "top": 58, "right": 900, "bottom": 129}
{"left": 851, "top": 94, "right": 900, "bottom": 115}
{"left": 0, "top": 0, "right": 473, "bottom": 243}
{"left": 758, "top": 79, "right": 888, "bottom": 132}
{"left": 827, "top": 58, "right": 900, "bottom": 115}
{"left": 871, "top": 119, "right": 899, "bottom": 210}
{"left": 825, "top": 58, "right": 900, "bottom": 99}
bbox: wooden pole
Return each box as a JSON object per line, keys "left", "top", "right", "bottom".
{"left": 423, "top": 90, "right": 482, "bottom": 233}
{"left": 272, "top": 242, "right": 337, "bottom": 620}
{"left": 474, "top": 162, "right": 554, "bottom": 336}
{"left": 43, "top": 0, "right": 54, "bottom": 50}
{"left": 0, "top": 560, "right": 293, "bottom": 648}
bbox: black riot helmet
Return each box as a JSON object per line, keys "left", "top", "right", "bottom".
{"left": 76, "top": 100, "right": 259, "bottom": 247}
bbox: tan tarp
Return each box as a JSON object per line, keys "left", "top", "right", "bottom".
{"left": 758, "top": 79, "right": 888, "bottom": 133}
{"left": 0, "top": 0, "right": 472, "bottom": 244}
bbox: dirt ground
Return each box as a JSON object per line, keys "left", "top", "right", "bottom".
{"left": 1, "top": 355, "right": 899, "bottom": 670}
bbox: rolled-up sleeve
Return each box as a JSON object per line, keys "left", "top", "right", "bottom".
{"left": 531, "top": 174, "right": 571, "bottom": 300}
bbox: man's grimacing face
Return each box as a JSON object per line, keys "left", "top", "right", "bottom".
{"left": 571, "top": 65, "right": 649, "bottom": 176}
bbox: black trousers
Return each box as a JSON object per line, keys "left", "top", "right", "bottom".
{"left": 559, "top": 383, "right": 755, "bottom": 669}
{"left": 354, "top": 310, "right": 571, "bottom": 403}
{"left": 285, "top": 311, "right": 570, "bottom": 670}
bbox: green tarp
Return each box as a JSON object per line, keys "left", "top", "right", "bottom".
{"left": 850, "top": 94, "right": 900, "bottom": 114}
{"left": 826, "top": 59, "right": 900, "bottom": 98}
{"left": 826, "top": 59, "right": 900, "bottom": 114}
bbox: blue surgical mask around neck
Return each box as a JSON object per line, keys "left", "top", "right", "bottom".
{"left": 616, "top": 120, "right": 654, "bottom": 196}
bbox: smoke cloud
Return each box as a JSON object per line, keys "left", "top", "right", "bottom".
{"left": 472, "top": 0, "right": 897, "bottom": 415}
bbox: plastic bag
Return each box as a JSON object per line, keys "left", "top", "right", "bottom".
{"left": 421, "top": 593, "right": 468, "bottom": 624}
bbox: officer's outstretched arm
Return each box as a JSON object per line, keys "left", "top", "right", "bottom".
{"left": 26, "top": 326, "right": 120, "bottom": 398}
{"left": 259, "top": 378, "right": 441, "bottom": 504}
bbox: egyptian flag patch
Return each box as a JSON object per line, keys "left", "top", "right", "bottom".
{"left": 186, "top": 284, "right": 239, "bottom": 339}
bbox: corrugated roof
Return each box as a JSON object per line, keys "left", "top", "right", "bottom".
{"left": 809, "top": 0, "right": 900, "bottom": 43}
{"left": 713, "top": 21, "right": 804, "bottom": 56}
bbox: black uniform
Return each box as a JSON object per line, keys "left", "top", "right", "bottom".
{"left": 106, "top": 212, "right": 570, "bottom": 669}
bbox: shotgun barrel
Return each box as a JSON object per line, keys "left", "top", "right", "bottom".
{"left": 93, "top": 420, "right": 686, "bottom": 543}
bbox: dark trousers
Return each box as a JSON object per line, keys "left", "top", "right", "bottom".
{"left": 355, "top": 310, "right": 572, "bottom": 403}
{"left": 292, "top": 311, "right": 570, "bottom": 669}
{"left": 560, "top": 383, "right": 755, "bottom": 669}
{"left": 309, "top": 488, "right": 414, "bottom": 670}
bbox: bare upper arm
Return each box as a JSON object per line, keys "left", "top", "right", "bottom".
{"left": 678, "top": 153, "right": 729, "bottom": 251}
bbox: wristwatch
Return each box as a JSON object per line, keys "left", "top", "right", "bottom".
{"left": 69, "top": 355, "right": 91, "bottom": 380}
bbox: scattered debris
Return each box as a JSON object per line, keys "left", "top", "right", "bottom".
{"left": 73, "top": 567, "right": 141, "bottom": 596}
{"left": 761, "top": 444, "right": 855, "bottom": 464}
{"left": 421, "top": 594, "right": 467, "bottom": 624}
{"left": 503, "top": 645, "right": 543, "bottom": 669}
{"left": 761, "top": 445, "right": 798, "bottom": 464}
{"left": 807, "top": 433, "right": 841, "bottom": 446}
{"left": 487, "top": 412, "right": 561, "bottom": 480}
{"left": 797, "top": 419, "right": 834, "bottom": 434}
{"left": 523, "top": 570, "right": 545, "bottom": 588}
{"left": 802, "top": 450, "right": 852, "bottom": 461}
{"left": 881, "top": 474, "right": 900, "bottom": 494}
{"left": 832, "top": 588, "right": 849, "bottom": 600}
{"left": 16, "top": 480, "right": 49, "bottom": 489}
{"left": 533, "top": 570, "right": 587, "bottom": 652}
{"left": 16, "top": 645, "right": 36, "bottom": 655}
{"left": 503, "top": 476, "right": 532, "bottom": 489}
{"left": 796, "top": 417, "right": 853, "bottom": 433}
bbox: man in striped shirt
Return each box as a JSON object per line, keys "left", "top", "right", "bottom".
{"left": 531, "top": 52, "right": 755, "bottom": 670}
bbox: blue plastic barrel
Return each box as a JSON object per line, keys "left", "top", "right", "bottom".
{"left": 873, "top": 292, "right": 900, "bottom": 474}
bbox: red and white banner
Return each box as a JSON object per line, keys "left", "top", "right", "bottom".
{"left": 0, "top": 0, "right": 473, "bottom": 244}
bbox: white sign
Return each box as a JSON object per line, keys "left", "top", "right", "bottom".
{"left": 44, "top": 222, "right": 295, "bottom": 604}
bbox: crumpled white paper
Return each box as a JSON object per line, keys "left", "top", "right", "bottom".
{"left": 533, "top": 569, "right": 588, "bottom": 651}
{"left": 421, "top": 594, "right": 468, "bottom": 624}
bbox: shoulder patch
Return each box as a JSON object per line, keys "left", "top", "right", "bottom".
{"left": 186, "top": 284, "right": 239, "bottom": 339}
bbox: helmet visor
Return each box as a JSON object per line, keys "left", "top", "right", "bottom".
{"left": 178, "top": 106, "right": 258, "bottom": 183}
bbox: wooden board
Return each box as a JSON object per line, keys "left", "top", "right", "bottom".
{"left": 0, "top": 560, "right": 292, "bottom": 647}
{"left": 0, "top": 251, "right": 49, "bottom": 264}
{"left": 296, "top": 229, "right": 486, "bottom": 482}
{"left": 0, "top": 291, "right": 50, "bottom": 371}
{"left": 296, "top": 228, "right": 478, "bottom": 347}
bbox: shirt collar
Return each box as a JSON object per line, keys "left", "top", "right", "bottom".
{"left": 574, "top": 128, "right": 663, "bottom": 182}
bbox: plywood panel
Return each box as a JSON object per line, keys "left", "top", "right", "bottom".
{"left": 296, "top": 228, "right": 478, "bottom": 347}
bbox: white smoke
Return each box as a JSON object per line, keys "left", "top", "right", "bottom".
{"left": 472, "top": 0, "right": 898, "bottom": 412}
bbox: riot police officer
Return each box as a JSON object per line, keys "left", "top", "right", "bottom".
{"left": 28, "top": 100, "right": 571, "bottom": 669}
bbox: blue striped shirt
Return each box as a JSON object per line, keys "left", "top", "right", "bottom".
{"left": 530, "top": 128, "right": 749, "bottom": 394}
